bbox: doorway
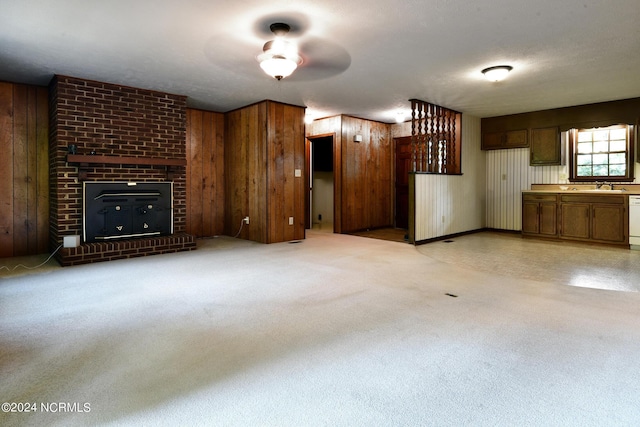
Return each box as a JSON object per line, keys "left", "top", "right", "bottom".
{"left": 307, "top": 135, "right": 335, "bottom": 232}
{"left": 395, "top": 136, "right": 412, "bottom": 230}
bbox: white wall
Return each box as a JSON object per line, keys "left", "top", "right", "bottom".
{"left": 405, "top": 115, "right": 486, "bottom": 241}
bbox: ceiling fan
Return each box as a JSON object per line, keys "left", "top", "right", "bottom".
{"left": 203, "top": 15, "right": 351, "bottom": 83}
{"left": 256, "top": 23, "right": 303, "bottom": 80}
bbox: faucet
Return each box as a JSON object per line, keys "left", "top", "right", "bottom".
{"left": 595, "top": 181, "right": 611, "bottom": 190}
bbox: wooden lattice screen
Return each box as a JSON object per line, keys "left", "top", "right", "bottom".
{"left": 410, "top": 99, "right": 462, "bottom": 174}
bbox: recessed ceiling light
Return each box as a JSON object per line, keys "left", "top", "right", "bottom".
{"left": 481, "top": 65, "right": 513, "bottom": 82}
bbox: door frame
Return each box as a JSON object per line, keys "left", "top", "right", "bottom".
{"left": 305, "top": 132, "right": 340, "bottom": 233}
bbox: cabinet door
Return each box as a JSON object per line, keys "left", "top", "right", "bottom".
{"left": 504, "top": 129, "right": 528, "bottom": 148}
{"left": 539, "top": 202, "right": 557, "bottom": 236}
{"left": 530, "top": 127, "right": 560, "bottom": 166}
{"left": 483, "top": 129, "right": 528, "bottom": 150}
{"left": 560, "top": 203, "right": 590, "bottom": 239}
{"left": 482, "top": 132, "right": 504, "bottom": 150}
{"left": 522, "top": 201, "right": 540, "bottom": 234}
{"left": 591, "top": 204, "right": 626, "bottom": 243}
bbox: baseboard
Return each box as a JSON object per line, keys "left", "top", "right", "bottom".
{"left": 413, "top": 227, "right": 518, "bottom": 245}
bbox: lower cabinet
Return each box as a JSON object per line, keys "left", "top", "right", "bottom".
{"left": 523, "top": 192, "right": 628, "bottom": 246}
{"left": 522, "top": 194, "right": 558, "bottom": 237}
{"left": 559, "top": 203, "right": 590, "bottom": 239}
{"left": 559, "top": 194, "right": 628, "bottom": 244}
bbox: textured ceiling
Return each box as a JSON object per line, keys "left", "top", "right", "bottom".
{"left": 2, "top": 0, "right": 640, "bottom": 122}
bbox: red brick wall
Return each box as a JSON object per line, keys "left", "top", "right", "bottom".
{"left": 49, "top": 75, "right": 195, "bottom": 265}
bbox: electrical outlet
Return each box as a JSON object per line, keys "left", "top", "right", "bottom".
{"left": 243, "top": 216, "right": 249, "bottom": 224}
{"left": 289, "top": 216, "right": 294, "bottom": 225}
{"left": 63, "top": 235, "right": 80, "bottom": 248}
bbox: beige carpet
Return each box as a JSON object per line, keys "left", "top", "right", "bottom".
{"left": 1, "top": 231, "right": 640, "bottom": 426}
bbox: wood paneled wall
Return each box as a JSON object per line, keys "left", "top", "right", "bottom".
{"left": 307, "top": 115, "right": 394, "bottom": 233}
{"left": 0, "top": 82, "right": 49, "bottom": 258}
{"left": 340, "top": 116, "right": 393, "bottom": 232}
{"left": 225, "top": 101, "right": 305, "bottom": 244}
{"left": 266, "top": 101, "right": 306, "bottom": 242}
{"left": 186, "top": 108, "right": 225, "bottom": 237}
{"left": 224, "top": 102, "right": 267, "bottom": 242}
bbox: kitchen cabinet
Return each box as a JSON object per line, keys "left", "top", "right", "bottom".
{"left": 482, "top": 129, "right": 528, "bottom": 150}
{"left": 559, "top": 194, "right": 628, "bottom": 244}
{"left": 530, "top": 126, "right": 561, "bottom": 166}
{"left": 522, "top": 193, "right": 558, "bottom": 237}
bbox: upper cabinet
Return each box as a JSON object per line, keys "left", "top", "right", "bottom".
{"left": 530, "top": 126, "right": 561, "bottom": 165}
{"left": 482, "top": 129, "right": 528, "bottom": 150}
{"left": 481, "top": 97, "right": 640, "bottom": 155}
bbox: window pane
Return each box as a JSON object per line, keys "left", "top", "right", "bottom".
{"left": 592, "top": 154, "right": 608, "bottom": 165}
{"left": 577, "top": 142, "right": 593, "bottom": 153}
{"left": 610, "top": 128, "right": 626, "bottom": 140}
{"left": 593, "top": 141, "right": 609, "bottom": 152}
{"left": 610, "top": 140, "right": 626, "bottom": 152}
{"left": 577, "top": 131, "right": 592, "bottom": 142}
{"left": 610, "top": 153, "right": 626, "bottom": 164}
{"left": 577, "top": 165, "right": 592, "bottom": 176}
{"left": 593, "top": 130, "right": 609, "bottom": 141}
{"left": 610, "top": 164, "right": 626, "bottom": 176}
{"left": 593, "top": 165, "right": 608, "bottom": 176}
{"left": 577, "top": 154, "right": 592, "bottom": 165}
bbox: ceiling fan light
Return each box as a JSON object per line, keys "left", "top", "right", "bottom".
{"left": 257, "top": 22, "right": 303, "bottom": 81}
{"left": 259, "top": 56, "right": 298, "bottom": 80}
{"left": 482, "top": 65, "right": 513, "bottom": 82}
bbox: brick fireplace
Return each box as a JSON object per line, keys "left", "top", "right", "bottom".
{"left": 49, "top": 75, "right": 196, "bottom": 266}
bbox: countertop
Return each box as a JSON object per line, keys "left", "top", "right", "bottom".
{"left": 523, "top": 189, "right": 640, "bottom": 195}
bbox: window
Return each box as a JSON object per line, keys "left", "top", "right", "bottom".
{"left": 569, "top": 124, "right": 634, "bottom": 182}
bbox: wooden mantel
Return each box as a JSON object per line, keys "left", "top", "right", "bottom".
{"left": 66, "top": 154, "right": 186, "bottom": 180}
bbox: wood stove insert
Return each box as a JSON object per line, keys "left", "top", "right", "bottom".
{"left": 83, "top": 182, "right": 173, "bottom": 243}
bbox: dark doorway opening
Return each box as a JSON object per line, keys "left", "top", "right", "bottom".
{"left": 306, "top": 135, "right": 335, "bottom": 233}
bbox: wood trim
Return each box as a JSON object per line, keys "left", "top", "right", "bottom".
{"left": 66, "top": 154, "right": 186, "bottom": 167}
{"left": 408, "top": 172, "right": 415, "bottom": 244}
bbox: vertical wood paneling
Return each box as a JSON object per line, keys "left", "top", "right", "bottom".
{"left": 226, "top": 101, "right": 304, "bottom": 244}
{"left": 485, "top": 137, "right": 567, "bottom": 231}
{"left": 266, "top": 101, "right": 305, "bottom": 243}
{"left": 268, "top": 102, "right": 285, "bottom": 242}
{"left": 225, "top": 105, "right": 266, "bottom": 242}
{"left": 186, "top": 109, "right": 203, "bottom": 236}
{"left": 340, "top": 116, "right": 393, "bottom": 232}
{"left": 201, "top": 110, "right": 214, "bottom": 237}
{"left": 0, "top": 82, "right": 49, "bottom": 258}
{"left": 35, "top": 87, "right": 49, "bottom": 254}
{"left": 186, "top": 108, "right": 225, "bottom": 238}
{"left": 0, "top": 83, "right": 14, "bottom": 257}
{"left": 13, "top": 84, "right": 29, "bottom": 255}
